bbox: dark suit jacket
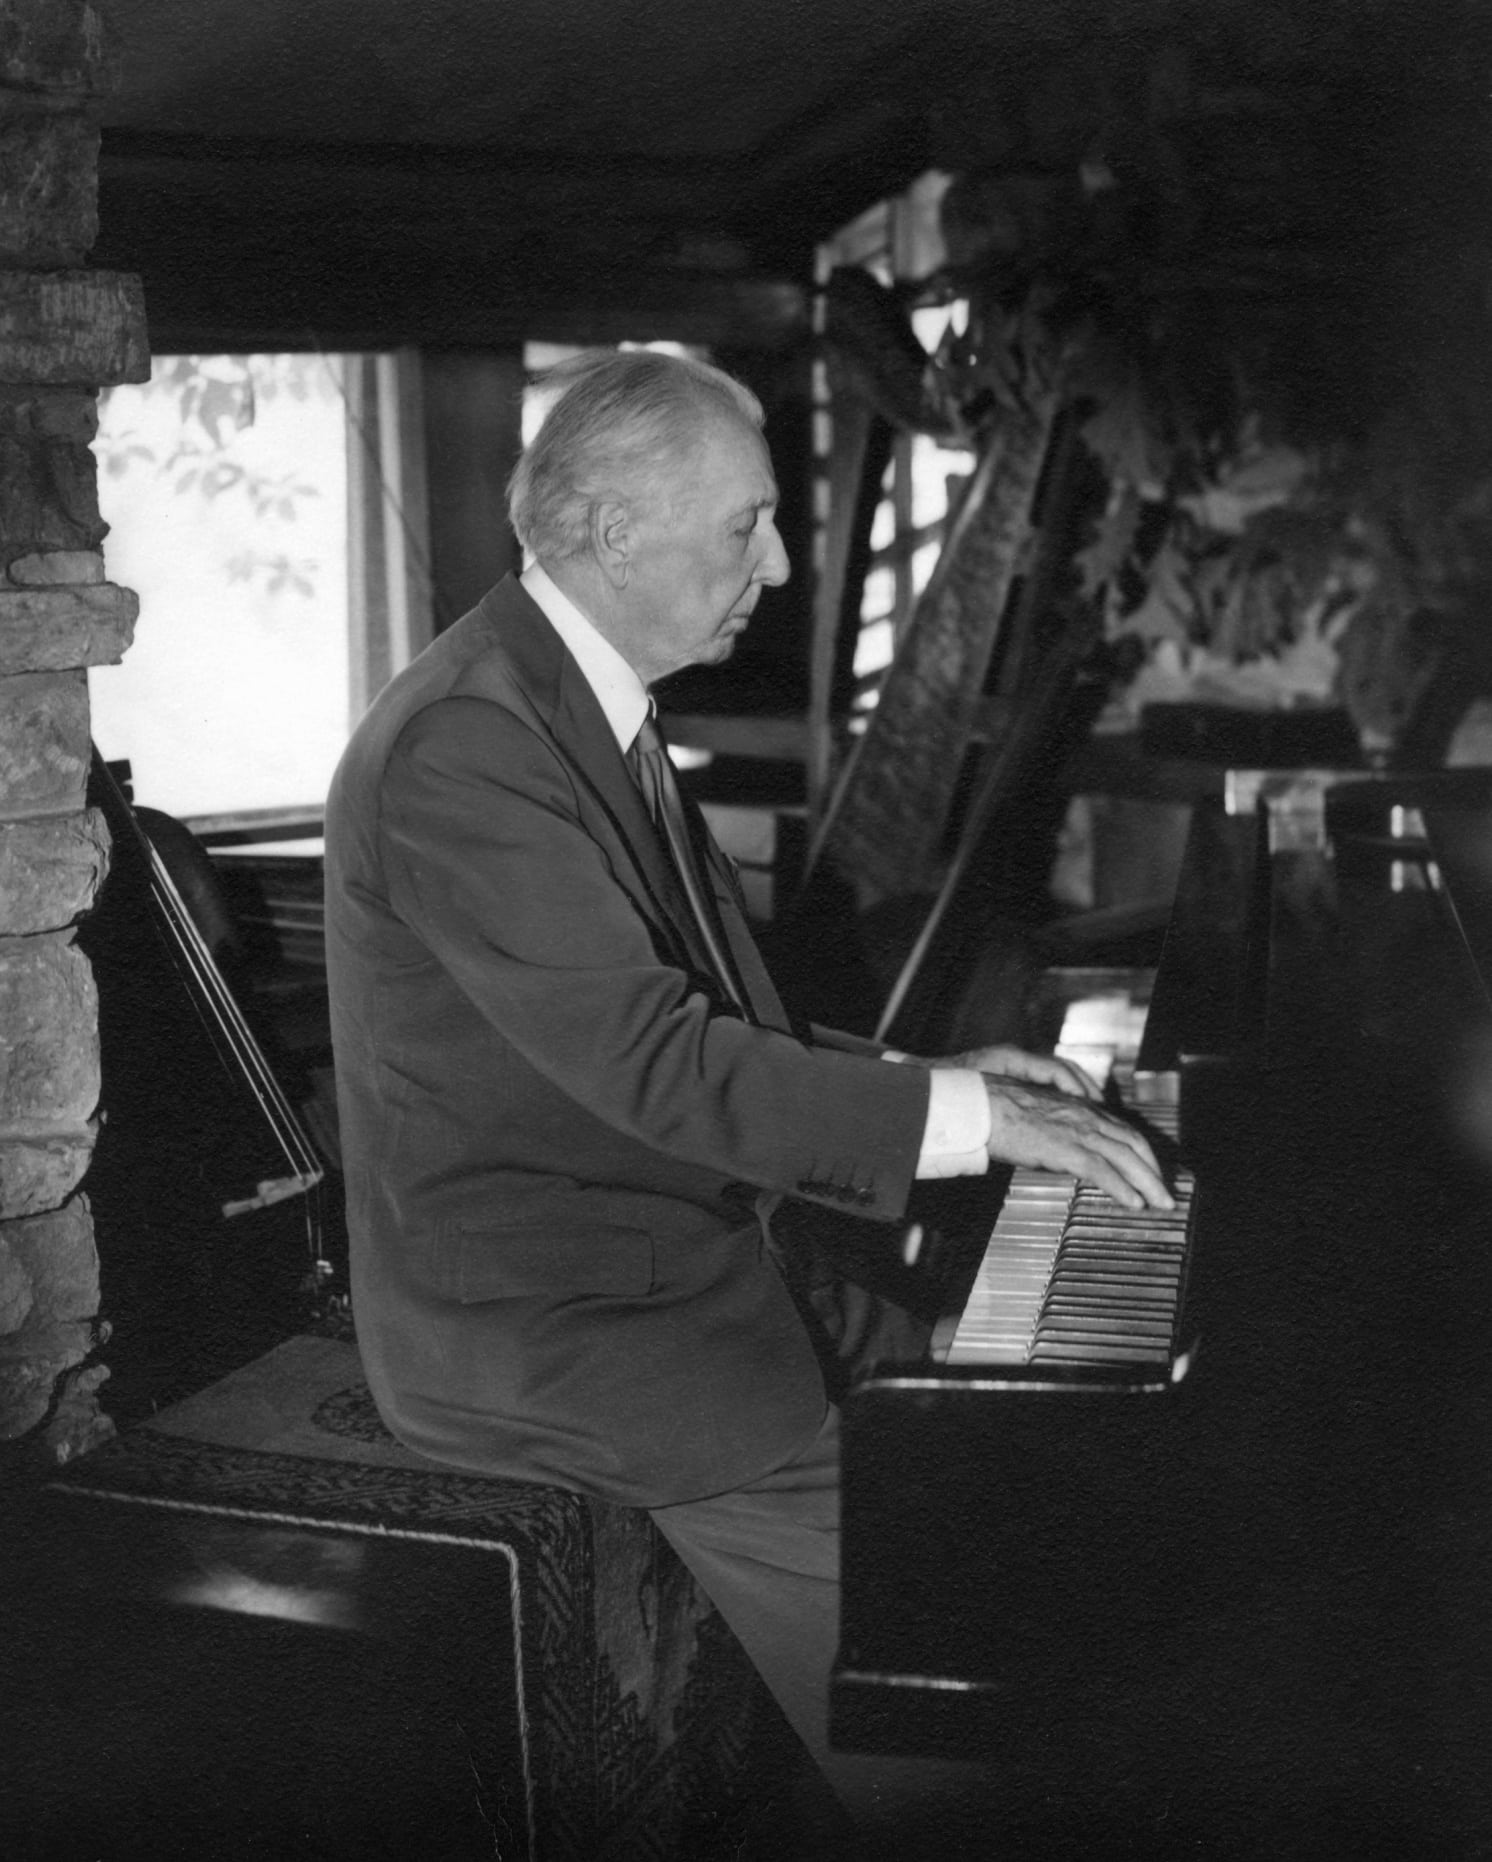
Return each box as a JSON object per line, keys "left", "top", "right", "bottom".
{"left": 324, "top": 576, "right": 930, "bottom": 1506}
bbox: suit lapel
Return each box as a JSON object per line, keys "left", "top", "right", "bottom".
{"left": 476, "top": 579, "right": 729, "bottom": 992}
{"left": 552, "top": 655, "right": 709, "bottom": 967}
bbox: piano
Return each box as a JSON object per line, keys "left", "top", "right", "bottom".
{"left": 832, "top": 782, "right": 1492, "bottom": 1853}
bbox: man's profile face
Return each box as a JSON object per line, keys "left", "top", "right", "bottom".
{"left": 624, "top": 417, "right": 789, "bottom": 685}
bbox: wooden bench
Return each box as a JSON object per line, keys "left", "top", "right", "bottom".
{"left": 10, "top": 1336, "right": 785, "bottom": 1860}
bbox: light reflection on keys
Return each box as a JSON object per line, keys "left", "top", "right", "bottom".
{"left": 941, "top": 1102, "right": 1193, "bottom": 1367}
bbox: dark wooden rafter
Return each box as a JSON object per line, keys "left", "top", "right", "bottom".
{"left": 96, "top": 131, "right": 815, "bottom": 354}
{"left": 97, "top": 127, "right": 739, "bottom": 242}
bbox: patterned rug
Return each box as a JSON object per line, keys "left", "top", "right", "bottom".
{"left": 46, "top": 1336, "right": 774, "bottom": 1860}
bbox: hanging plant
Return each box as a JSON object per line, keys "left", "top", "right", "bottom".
{"left": 920, "top": 131, "right": 1492, "bottom": 745}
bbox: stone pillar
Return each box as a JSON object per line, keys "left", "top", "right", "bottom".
{"left": 0, "top": 0, "right": 147, "bottom": 1467}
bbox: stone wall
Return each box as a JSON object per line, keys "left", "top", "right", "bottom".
{"left": 0, "top": 0, "right": 146, "bottom": 1465}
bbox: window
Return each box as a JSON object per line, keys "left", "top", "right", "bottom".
{"left": 92, "top": 351, "right": 431, "bottom": 826}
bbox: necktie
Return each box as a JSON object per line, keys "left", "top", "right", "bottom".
{"left": 628, "top": 713, "right": 755, "bottom": 1021}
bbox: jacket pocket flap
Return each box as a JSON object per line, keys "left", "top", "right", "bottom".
{"left": 433, "top": 1225, "right": 654, "bottom": 1303}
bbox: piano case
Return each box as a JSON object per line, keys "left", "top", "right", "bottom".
{"left": 832, "top": 795, "right": 1492, "bottom": 1856}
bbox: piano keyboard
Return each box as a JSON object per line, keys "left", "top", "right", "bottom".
{"left": 937, "top": 1101, "right": 1194, "bottom": 1368}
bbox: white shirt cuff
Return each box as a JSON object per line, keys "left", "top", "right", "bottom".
{"left": 882, "top": 1059, "right": 991, "bottom": 1179}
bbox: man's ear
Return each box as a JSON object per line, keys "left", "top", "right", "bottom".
{"left": 591, "top": 498, "right": 634, "bottom": 589}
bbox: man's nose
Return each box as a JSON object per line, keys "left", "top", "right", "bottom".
{"left": 757, "top": 522, "right": 790, "bottom": 587}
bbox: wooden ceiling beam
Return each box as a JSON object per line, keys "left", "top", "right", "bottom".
{"left": 95, "top": 134, "right": 814, "bottom": 352}
{"left": 100, "top": 128, "right": 738, "bottom": 209}
{"left": 98, "top": 240, "right": 810, "bottom": 354}
{"left": 96, "top": 124, "right": 826, "bottom": 351}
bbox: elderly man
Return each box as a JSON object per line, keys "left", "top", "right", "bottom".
{"left": 324, "top": 349, "right": 1169, "bottom": 1837}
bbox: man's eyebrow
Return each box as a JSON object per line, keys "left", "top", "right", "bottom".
{"left": 730, "top": 493, "right": 778, "bottom": 517}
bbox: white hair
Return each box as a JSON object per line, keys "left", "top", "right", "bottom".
{"left": 507, "top": 349, "right": 764, "bottom": 563}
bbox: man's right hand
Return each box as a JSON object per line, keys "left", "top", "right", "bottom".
{"left": 983, "top": 1076, "right": 1174, "bottom": 1212}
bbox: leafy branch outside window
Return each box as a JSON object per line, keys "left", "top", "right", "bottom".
{"left": 99, "top": 354, "right": 337, "bottom": 600}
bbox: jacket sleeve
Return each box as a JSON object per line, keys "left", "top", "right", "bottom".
{"left": 377, "top": 697, "right": 929, "bottom": 1221}
{"left": 809, "top": 1023, "right": 889, "bottom": 1058}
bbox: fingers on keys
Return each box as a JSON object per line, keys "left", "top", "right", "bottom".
{"left": 985, "top": 1081, "right": 1176, "bottom": 1211}
{"left": 1080, "top": 1119, "right": 1174, "bottom": 1211}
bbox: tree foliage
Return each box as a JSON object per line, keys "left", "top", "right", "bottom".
{"left": 98, "top": 353, "right": 340, "bottom": 599}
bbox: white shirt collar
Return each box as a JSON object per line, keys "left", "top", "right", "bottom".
{"left": 520, "top": 561, "right": 649, "bottom": 753}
